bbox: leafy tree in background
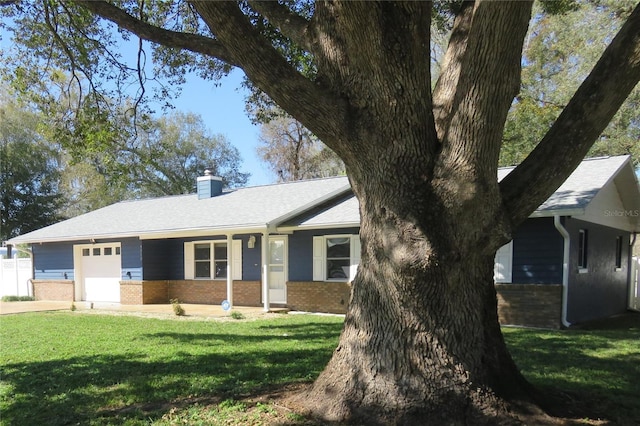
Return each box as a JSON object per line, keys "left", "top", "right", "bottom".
{"left": 1, "top": 1, "right": 640, "bottom": 423}
{"left": 125, "top": 112, "right": 249, "bottom": 196}
{"left": 501, "top": 0, "right": 640, "bottom": 167}
{"left": 0, "top": 95, "right": 64, "bottom": 242}
{"left": 257, "top": 111, "right": 344, "bottom": 182}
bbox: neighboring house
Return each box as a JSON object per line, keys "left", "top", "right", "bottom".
{"left": 6, "top": 156, "right": 640, "bottom": 328}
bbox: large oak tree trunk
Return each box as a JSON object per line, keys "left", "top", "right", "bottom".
{"left": 301, "top": 171, "right": 540, "bottom": 424}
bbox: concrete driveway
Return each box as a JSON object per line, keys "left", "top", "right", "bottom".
{"left": 0, "top": 300, "right": 270, "bottom": 318}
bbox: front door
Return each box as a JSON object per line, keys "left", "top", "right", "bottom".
{"left": 268, "top": 236, "right": 287, "bottom": 303}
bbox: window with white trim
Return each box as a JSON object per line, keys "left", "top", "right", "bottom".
{"left": 184, "top": 240, "right": 242, "bottom": 280}
{"left": 313, "top": 235, "right": 360, "bottom": 282}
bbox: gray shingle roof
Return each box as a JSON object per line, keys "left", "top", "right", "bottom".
{"left": 8, "top": 176, "right": 350, "bottom": 244}
{"left": 497, "top": 155, "right": 634, "bottom": 214}
{"left": 7, "top": 155, "right": 638, "bottom": 244}
{"left": 286, "top": 155, "right": 637, "bottom": 228}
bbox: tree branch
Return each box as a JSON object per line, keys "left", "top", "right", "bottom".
{"left": 432, "top": 1, "right": 474, "bottom": 140}
{"left": 434, "top": 1, "right": 533, "bottom": 179}
{"left": 247, "top": 1, "right": 313, "bottom": 52}
{"left": 73, "top": 0, "right": 239, "bottom": 67}
{"left": 501, "top": 3, "right": 640, "bottom": 227}
{"left": 191, "top": 1, "right": 348, "bottom": 148}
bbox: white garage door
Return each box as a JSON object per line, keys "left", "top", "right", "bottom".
{"left": 80, "top": 244, "right": 122, "bottom": 303}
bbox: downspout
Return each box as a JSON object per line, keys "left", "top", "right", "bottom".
{"left": 226, "top": 234, "right": 233, "bottom": 309}
{"left": 553, "top": 216, "right": 572, "bottom": 328}
{"left": 261, "top": 230, "right": 270, "bottom": 312}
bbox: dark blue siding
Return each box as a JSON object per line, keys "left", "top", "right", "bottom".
{"left": 236, "top": 234, "right": 262, "bottom": 281}
{"left": 118, "top": 238, "right": 142, "bottom": 280}
{"left": 142, "top": 239, "right": 182, "bottom": 280}
{"left": 288, "top": 228, "right": 360, "bottom": 281}
{"left": 141, "top": 234, "right": 262, "bottom": 280}
{"left": 32, "top": 242, "right": 75, "bottom": 280}
{"left": 512, "top": 218, "right": 564, "bottom": 284}
{"left": 565, "top": 218, "right": 630, "bottom": 324}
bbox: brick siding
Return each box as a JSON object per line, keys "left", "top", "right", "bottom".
{"left": 32, "top": 280, "right": 74, "bottom": 301}
{"left": 287, "top": 281, "right": 351, "bottom": 314}
{"left": 233, "top": 281, "right": 262, "bottom": 306}
{"left": 31, "top": 278, "right": 562, "bottom": 328}
{"left": 167, "top": 280, "right": 261, "bottom": 306}
{"left": 496, "top": 284, "right": 562, "bottom": 329}
{"left": 120, "top": 281, "right": 169, "bottom": 305}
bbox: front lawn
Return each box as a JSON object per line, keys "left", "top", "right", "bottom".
{"left": 1, "top": 311, "right": 638, "bottom": 425}
{"left": 0, "top": 312, "right": 342, "bottom": 425}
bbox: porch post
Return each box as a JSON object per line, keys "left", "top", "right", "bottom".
{"left": 226, "top": 234, "right": 233, "bottom": 308}
{"left": 262, "top": 231, "right": 270, "bottom": 312}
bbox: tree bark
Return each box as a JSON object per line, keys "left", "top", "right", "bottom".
{"left": 298, "top": 148, "right": 541, "bottom": 424}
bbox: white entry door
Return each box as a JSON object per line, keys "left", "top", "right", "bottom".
{"left": 79, "top": 244, "right": 122, "bottom": 303}
{"left": 268, "top": 237, "right": 287, "bottom": 303}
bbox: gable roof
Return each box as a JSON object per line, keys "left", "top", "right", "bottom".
{"left": 7, "top": 155, "right": 639, "bottom": 245}
{"left": 8, "top": 176, "right": 350, "bottom": 244}
{"left": 283, "top": 155, "right": 639, "bottom": 231}
{"left": 498, "top": 155, "right": 637, "bottom": 216}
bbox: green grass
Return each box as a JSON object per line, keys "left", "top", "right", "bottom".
{"left": 0, "top": 312, "right": 342, "bottom": 425}
{"left": 503, "top": 321, "right": 640, "bottom": 423}
{"left": 0, "top": 296, "right": 34, "bottom": 302}
{"left": 1, "top": 312, "right": 638, "bottom": 425}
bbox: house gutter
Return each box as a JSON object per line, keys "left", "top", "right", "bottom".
{"left": 553, "top": 215, "right": 572, "bottom": 328}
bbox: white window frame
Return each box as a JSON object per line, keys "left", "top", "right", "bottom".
{"left": 494, "top": 241, "right": 513, "bottom": 283}
{"left": 313, "top": 234, "right": 360, "bottom": 282}
{"left": 184, "top": 240, "right": 242, "bottom": 280}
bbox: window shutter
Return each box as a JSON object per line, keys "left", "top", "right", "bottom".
{"left": 184, "top": 242, "right": 194, "bottom": 279}
{"left": 494, "top": 241, "right": 513, "bottom": 283}
{"left": 349, "top": 235, "right": 361, "bottom": 281}
{"left": 312, "top": 236, "right": 325, "bottom": 281}
{"left": 232, "top": 239, "right": 242, "bottom": 280}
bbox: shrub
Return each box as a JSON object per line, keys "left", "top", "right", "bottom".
{"left": 230, "top": 311, "right": 245, "bottom": 320}
{"left": 170, "top": 298, "right": 185, "bottom": 316}
{"left": 1, "top": 295, "right": 35, "bottom": 302}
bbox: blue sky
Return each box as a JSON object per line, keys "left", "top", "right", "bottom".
{"left": 156, "top": 70, "right": 271, "bottom": 187}
{"left": 2, "top": 23, "right": 271, "bottom": 187}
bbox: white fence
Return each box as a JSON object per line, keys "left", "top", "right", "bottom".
{"left": 630, "top": 257, "right": 640, "bottom": 312}
{"left": 0, "top": 258, "right": 33, "bottom": 297}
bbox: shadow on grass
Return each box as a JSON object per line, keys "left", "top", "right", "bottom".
{"left": 1, "top": 328, "right": 339, "bottom": 425}
{"left": 504, "top": 326, "right": 640, "bottom": 423}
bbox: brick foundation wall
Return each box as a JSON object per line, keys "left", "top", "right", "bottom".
{"left": 167, "top": 280, "right": 260, "bottom": 305}
{"left": 167, "top": 280, "right": 225, "bottom": 304}
{"left": 287, "top": 281, "right": 351, "bottom": 314}
{"left": 120, "top": 281, "right": 143, "bottom": 304}
{"left": 32, "top": 280, "right": 74, "bottom": 301}
{"left": 142, "top": 281, "right": 169, "bottom": 304}
{"left": 120, "top": 281, "right": 168, "bottom": 305}
{"left": 496, "top": 284, "right": 562, "bottom": 329}
{"left": 233, "top": 281, "right": 262, "bottom": 306}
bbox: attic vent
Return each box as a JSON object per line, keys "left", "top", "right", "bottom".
{"left": 197, "top": 170, "right": 223, "bottom": 199}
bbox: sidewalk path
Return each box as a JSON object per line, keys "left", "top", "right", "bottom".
{"left": 0, "top": 300, "right": 269, "bottom": 319}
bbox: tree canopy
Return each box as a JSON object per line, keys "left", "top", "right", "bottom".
{"left": 501, "top": 0, "right": 640, "bottom": 167}
{"left": 0, "top": 92, "right": 64, "bottom": 241}
{"left": 256, "top": 110, "right": 344, "bottom": 182}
